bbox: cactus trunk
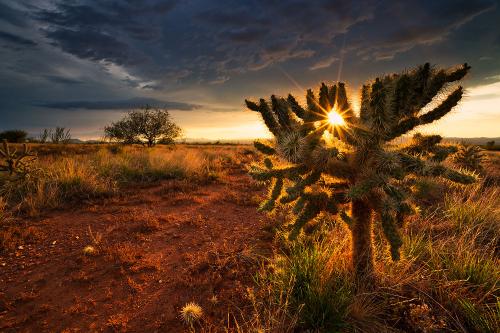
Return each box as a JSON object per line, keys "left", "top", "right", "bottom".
{"left": 351, "top": 199, "right": 375, "bottom": 285}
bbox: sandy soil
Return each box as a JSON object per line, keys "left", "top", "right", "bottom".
{"left": 0, "top": 167, "right": 271, "bottom": 332}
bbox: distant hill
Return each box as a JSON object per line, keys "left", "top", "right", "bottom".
{"left": 444, "top": 137, "right": 500, "bottom": 145}
{"left": 28, "top": 136, "right": 500, "bottom": 146}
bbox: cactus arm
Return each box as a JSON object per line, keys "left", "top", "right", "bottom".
{"left": 398, "top": 152, "right": 476, "bottom": 184}
{"left": 287, "top": 94, "right": 306, "bottom": 120}
{"left": 289, "top": 202, "right": 321, "bottom": 239}
{"left": 337, "top": 83, "right": 356, "bottom": 121}
{"left": 380, "top": 209, "right": 403, "bottom": 261}
{"left": 339, "top": 210, "right": 353, "bottom": 227}
{"left": 280, "top": 171, "right": 321, "bottom": 203}
{"left": 254, "top": 141, "right": 276, "bottom": 155}
{"left": 419, "top": 86, "right": 463, "bottom": 125}
{"left": 245, "top": 99, "right": 280, "bottom": 136}
{"left": 249, "top": 164, "right": 307, "bottom": 181}
{"left": 259, "top": 178, "right": 284, "bottom": 212}
{"left": 419, "top": 63, "right": 469, "bottom": 109}
{"left": 271, "top": 95, "right": 293, "bottom": 130}
{"left": 305, "top": 89, "right": 324, "bottom": 121}
{"left": 319, "top": 83, "right": 330, "bottom": 110}
{"left": 292, "top": 196, "right": 306, "bottom": 214}
{"left": 385, "top": 86, "right": 462, "bottom": 142}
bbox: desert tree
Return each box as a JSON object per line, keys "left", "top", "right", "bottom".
{"left": 246, "top": 63, "right": 475, "bottom": 284}
{"left": 104, "top": 118, "right": 138, "bottom": 144}
{"left": 38, "top": 129, "right": 50, "bottom": 143}
{"left": 50, "top": 127, "right": 71, "bottom": 144}
{"left": 105, "top": 106, "right": 182, "bottom": 147}
{"left": 0, "top": 130, "right": 28, "bottom": 143}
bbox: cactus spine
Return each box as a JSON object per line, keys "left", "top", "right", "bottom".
{"left": 246, "top": 63, "right": 474, "bottom": 284}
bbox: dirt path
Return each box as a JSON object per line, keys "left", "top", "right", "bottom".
{"left": 0, "top": 169, "right": 271, "bottom": 332}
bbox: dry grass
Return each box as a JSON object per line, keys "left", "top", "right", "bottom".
{"left": 243, "top": 174, "right": 499, "bottom": 332}
{"left": 0, "top": 144, "right": 246, "bottom": 219}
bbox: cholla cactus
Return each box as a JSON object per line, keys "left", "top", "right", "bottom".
{"left": 452, "top": 144, "right": 484, "bottom": 172}
{"left": 246, "top": 63, "right": 474, "bottom": 282}
{"left": 0, "top": 140, "right": 37, "bottom": 176}
{"left": 403, "top": 133, "right": 458, "bottom": 162}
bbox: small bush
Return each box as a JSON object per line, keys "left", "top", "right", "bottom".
{"left": 257, "top": 221, "right": 355, "bottom": 331}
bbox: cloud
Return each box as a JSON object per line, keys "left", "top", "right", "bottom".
{"left": 0, "top": 2, "right": 27, "bottom": 27}
{"left": 45, "top": 28, "right": 143, "bottom": 66}
{"left": 310, "top": 56, "right": 339, "bottom": 70}
{"left": 36, "top": 1, "right": 179, "bottom": 40}
{"left": 354, "top": 0, "right": 496, "bottom": 61}
{"left": 41, "top": 75, "right": 85, "bottom": 85}
{"left": 0, "top": 31, "right": 37, "bottom": 47}
{"left": 0, "top": 0, "right": 499, "bottom": 139}
{"left": 33, "top": 97, "right": 201, "bottom": 111}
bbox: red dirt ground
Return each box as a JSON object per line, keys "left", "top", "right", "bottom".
{"left": 0, "top": 167, "right": 272, "bottom": 332}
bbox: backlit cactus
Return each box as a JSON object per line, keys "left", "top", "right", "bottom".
{"left": 0, "top": 139, "right": 37, "bottom": 176}
{"left": 453, "top": 144, "right": 484, "bottom": 173}
{"left": 246, "top": 63, "right": 474, "bottom": 282}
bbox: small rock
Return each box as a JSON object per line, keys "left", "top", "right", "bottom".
{"left": 18, "top": 246, "right": 24, "bottom": 250}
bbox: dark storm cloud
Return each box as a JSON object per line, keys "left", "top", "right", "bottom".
{"left": 42, "top": 75, "right": 85, "bottom": 85}
{"left": 30, "top": 0, "right": 497, "bottom": 84}
{"left": 0, "top": 0, "right": 499, "bottom": 136}
{"left": 0, "top": 31, "right": 37, "bottom": 47}
{"left": 0, "top": 2, "right": 27, "bottom": 27}
{"left": 354, "top": 0, "right": 497, "bottom": 60}
{"left": 45, "top": 28, "right": 143, "bottom": 65}
{"left": 37, "top": 0, "right": 178, "bottom": 40}
{"left": 34, "top": 97, "right": 200, "bottom": 111}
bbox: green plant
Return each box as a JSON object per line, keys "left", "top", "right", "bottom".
{"left": 0, "top": 140, "right": 37, "bottom": 176}
{"left": 453, "top": 144, "right": 485, "bottom": 172}
{"left": 0, "top": 129, "right": 28, "bottom": 143}
{"left": 457, "top": 298, "right": 499, "bottom": 333}
{"left": 246, "top": 63, "right": 474, "bottom": 283}
{"left": 258, "top": 224, "right": 354, "bottom": 330}
{"left": 104, "top": 106, "right": 182, "bottom": 146}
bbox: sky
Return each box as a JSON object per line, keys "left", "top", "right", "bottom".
{"left": 0, "top": 0, "right": 499, "bottom": 140}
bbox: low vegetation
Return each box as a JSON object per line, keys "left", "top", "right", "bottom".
{"left": 241, "top": 178, "right": 499, "bottom": 332}
{"left": 0, "top": 144, "right": 235, "bottom": 221}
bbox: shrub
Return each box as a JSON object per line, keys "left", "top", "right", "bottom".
{"left": 0, "top": 130, "right": 28, "bottom": 143}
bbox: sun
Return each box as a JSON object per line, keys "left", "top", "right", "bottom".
{"left": 327, "top": 108, "right": 345, "bottom": 126}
